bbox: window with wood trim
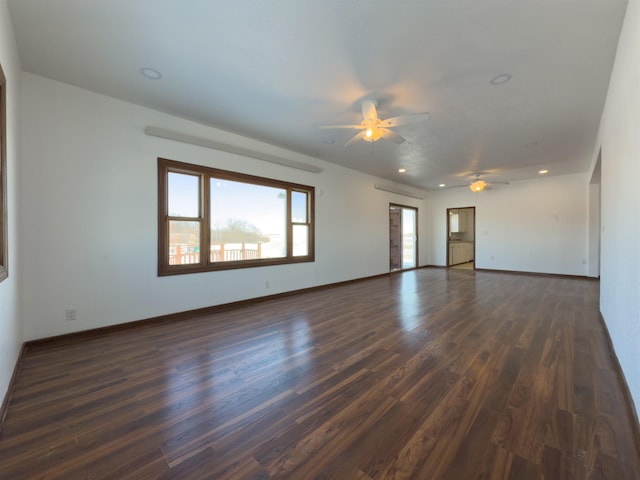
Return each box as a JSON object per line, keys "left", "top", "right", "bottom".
{"left": 158, "top": 158, "right": 315, "bottom": 275}
{"left": 0, "top": 63, "right": 7, "bottom": 283}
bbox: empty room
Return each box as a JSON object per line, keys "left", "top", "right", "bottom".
{"left": 0, "top": 1, "right": 639, "bottom": 479}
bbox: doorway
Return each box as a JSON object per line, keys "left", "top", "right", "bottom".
{"left": 588, "top": 149, "right": 601, "bottom": 278}
{"left": 447, "top": 207, "right": 475, "bottom": 269}
{"left": 389, "top": 204, "right": 418, "bottom": 271}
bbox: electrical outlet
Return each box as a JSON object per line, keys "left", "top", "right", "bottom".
{"left": 66, "top": 309, "right": 77, "bottom": 321}
{"left": 265, "top": 281, "right": 270, "bottom": 289}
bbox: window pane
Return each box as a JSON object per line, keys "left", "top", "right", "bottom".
{"left": 291, "top": 191, "right": 308, "bottom": 223}
{"left": 168, "top": 172, "right": 199, "bottom": 217}
{"left": 292, "top": 225, "right": 308, "bottom": 257}
{"left": 210, "top": 179, "right": 286, "bottom": 261}
{"left": 169, "top": 220, "right": 200, "bottom": 265}
{"left": 402, "top": 208, "right": 416, "bottom": 269}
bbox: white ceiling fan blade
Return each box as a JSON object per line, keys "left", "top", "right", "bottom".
{"left": 361, "top": 100, "right": 378, "bottom": 122}
{"left": 380, "top": 128, "right": 405, "bottom": 144}
{"left": 344, "top": 130, "right": 366, "bottom": 147}
{"left": 380, "top": 112, "right": 430, "bottom": 128}
{"left": 319, "top": 124, "right": 364, "bottom": 129}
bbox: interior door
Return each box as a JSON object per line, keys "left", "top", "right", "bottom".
{"left": 389, "top": 204, "right": 417, "bottom": 271}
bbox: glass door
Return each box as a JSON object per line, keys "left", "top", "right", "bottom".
{"left": 389, "top": 204, "right": 418, "bottom": 271}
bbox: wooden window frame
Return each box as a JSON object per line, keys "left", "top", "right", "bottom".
{"left": 0, "top": 63, "right": 7, "bottom": 283}
{"left": 158, "top": 158, "right": 315, "bottom": 276}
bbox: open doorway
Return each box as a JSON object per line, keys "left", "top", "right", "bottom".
{"left": 447, "top": 207, "right": 475, "bottom": 269}
{"left": 588, "top": 149, "right": 601, "bottom": 278}
{"left": 389, "top": 204, "right": 418, "bottom": 271}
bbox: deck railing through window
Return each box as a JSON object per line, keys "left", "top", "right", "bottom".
{"left": 169, "top": 243, "right": 262, "bottom": 265}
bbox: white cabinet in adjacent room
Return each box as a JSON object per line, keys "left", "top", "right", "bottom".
{"left": 463, "top": 243, "right": 473, "bottom": 263}
{"left": 449, "top": 242, "right": 474, "bottom": 265}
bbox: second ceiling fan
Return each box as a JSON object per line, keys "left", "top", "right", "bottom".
{"left": 321, "top": 100, "right": 429, "bottom": 147}
{"left": 449, "top": 173, "right": 510, "bottom": 192}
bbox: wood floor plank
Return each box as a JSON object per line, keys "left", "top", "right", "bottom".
{"left": 0, "top": 269, "right": 638, "bottom": 479}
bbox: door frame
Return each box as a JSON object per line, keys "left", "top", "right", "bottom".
{"left": 446, "top": 206, "right": 476, "bottom": 268}
{"left": 389, "top": 203, "right": 418, "bottom": 271}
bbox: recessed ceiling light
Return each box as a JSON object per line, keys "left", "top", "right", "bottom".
{"left": 398, "top": 168, "right": 407, "bottom": 173}
{"left": 439, "top": 184, "right": 446, "bottom": 187}
{"left": 490, "top": 73, "right": 512, "bottom": 85}
{"left": 322, "top": 139, "right": 335, "bottom": 145}
{"left": 539, "top": 169, "right": 549, "bottom": 174}
{"left": 140, "top": 67, "right": 162, "bottom": 80}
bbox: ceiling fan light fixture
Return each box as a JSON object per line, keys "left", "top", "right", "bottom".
{"left": 321, "top": 100, "right": 428, "bottom": 146}
{"left": 363, "top": 125, "right": 383, "bottom": 142}
{"left": 470, "top": 180, "right": 487, "bottom": 192}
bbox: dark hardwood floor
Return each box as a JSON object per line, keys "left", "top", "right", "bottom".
{"left": 0, "top": 269, "right": 638, "bottom": 479}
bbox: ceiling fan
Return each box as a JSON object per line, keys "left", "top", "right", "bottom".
{"left": 321, "top": 100, "right": 430, "bottom": 147}
{"left": 451, "top": 174, "right": 509, "bottom": 192}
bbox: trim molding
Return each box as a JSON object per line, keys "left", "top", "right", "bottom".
{"left": 472, "top": 267, "right": 597, "bottom": 280}
{"left": 597, "top": 312, "right": 640, "bottom": 460}
{"left": 25, "top": 272, "right": 392, "bottom": 348}
{"left": 374, "top": 183, "right": 424, "bottom": 200}
{"left": 0, "top": 343, "right": 25, "bottom": 433}
{"left": 424, "top": 265, "right": 596, "bottom": 280}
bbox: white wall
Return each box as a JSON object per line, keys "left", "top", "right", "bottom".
{"left": 19, "top": 72, "right": 429, "bottom": 340}
{"left": 0, "top": 0, "right": 22, "bottom": 406}
{"left": 427, "top": 173, "right": 590, "bottom": 276}
{"left": 594, "top": 0, "right": 640, "bottom": 414}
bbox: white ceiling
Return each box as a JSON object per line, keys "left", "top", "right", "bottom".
{"left": 7, "top": 0, "right": 628, "bottom": 190}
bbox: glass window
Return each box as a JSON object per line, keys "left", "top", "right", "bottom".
{"left": 168, "top": 172, "right": 200, "bottom": 217}
{"left": 158, "top": 158, "right": 314, "bottom": 275}
{"left": 291, "top": 190, "right": 311, "bottom": 258}
{"left": 169, "top": 221, "right": 201, "bottom": 265}
{"left": 292, "top": 225, "right": 309, "bottom": 257}
{"left": 210, "top": 179, "right": 286, "bottom": 261}
{"left": 291, "top": 190, "right": 308, "bottom": 223}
